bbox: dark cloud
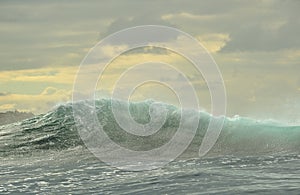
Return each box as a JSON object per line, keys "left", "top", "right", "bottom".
{"left": 0, "top": 0, "right": 299, "bottom": 72}
{"left": 220, "top": 1, "right": 300, "bottom": 52}
{"left": 221, "top": 17, "right": 300, "bottom": 52}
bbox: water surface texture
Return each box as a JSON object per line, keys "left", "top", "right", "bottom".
{"left": 1, "top": 99, "right": 299, "bottom": 194}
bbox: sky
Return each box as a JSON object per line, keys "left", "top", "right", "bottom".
{"left": 0, "top": 0, "right": 299, "bottom": 123}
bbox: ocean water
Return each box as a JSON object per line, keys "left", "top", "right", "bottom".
{"left": 0, "top": 99, "right": 299, "bottom": 194}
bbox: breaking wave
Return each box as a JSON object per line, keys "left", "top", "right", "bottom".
{"left": 0, "top": 98, "right": 299, "bottom": 158}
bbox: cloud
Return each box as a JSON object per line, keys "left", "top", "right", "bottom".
{"left": 196, "top": 33, "right": 230, "bottom": 53}
{"left": 0, "top": 103, "right": 16, "bottom": 111}
{"left": 100, "top": 44, "right": 129, "bottom": 58}
{"left": 159, "top": 1, "right": 300, "bottom": 52}
{"left": 221, "top": 20, "right": 300, "bottom": 52}
{"left": 1, "top": 0, "right": 299, "bottom": 72}
{"left": 41, "top": 87, "right": 58, "bottom": 96}
{"left": 0, "top": 92, "right": 10, "bottom": 96}
{"left": 0, "top": 0, "right": 299, "bottom": 120}
{"left": 0, "top": 66, "right": 77, "bottom": 84}
{"left": 161, "top": 12, "right": 220, "bottom": 21}
{"left": 0, "top": 87, "right": 71, "bottom": 114}
{"left": 219, "top": 1, "right": 300, "bottom": 52}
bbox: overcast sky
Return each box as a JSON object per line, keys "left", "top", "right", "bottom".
{"left": 0, "top": 0, "right": 299, "bottom": 123}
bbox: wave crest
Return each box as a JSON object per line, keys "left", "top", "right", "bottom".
{"left": 0, "top": 98, "right": 299, "bottom": 158}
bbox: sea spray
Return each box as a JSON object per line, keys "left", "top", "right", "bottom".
{"left": 0, "top": 98, "right": 299, "bottom": 158}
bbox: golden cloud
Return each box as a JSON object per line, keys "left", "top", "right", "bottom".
{"left": 0, "top": 66, "right": 77, "bottom": 84}
{"left": 0, "top": 87, "right": 71, "bottom": 114}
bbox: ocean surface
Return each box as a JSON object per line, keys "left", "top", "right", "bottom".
{"left": 0, "top": 98, "right": 299, "bottom": 194}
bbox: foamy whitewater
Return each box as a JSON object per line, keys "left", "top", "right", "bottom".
{"left": 0, "top": 98, "right": 299, "bottom": 194}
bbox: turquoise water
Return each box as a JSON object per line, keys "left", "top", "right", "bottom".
{"left": 0, "top": 99, "right": 299, "bottom": 194}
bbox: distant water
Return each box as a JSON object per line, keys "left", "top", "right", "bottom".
{"left": 0, "top": 99, "right": 299, "bottom": 194}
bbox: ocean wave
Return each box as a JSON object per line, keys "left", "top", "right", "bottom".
{"left": 0, "top": 98, "right": 299, "bottom": 158}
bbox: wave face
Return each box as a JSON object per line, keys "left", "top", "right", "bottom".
{"left": 0, "top": 98, "right": 299, "bottom": 158}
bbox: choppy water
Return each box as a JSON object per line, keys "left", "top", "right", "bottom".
{"left": 0, "top": 99, "right": 299, "bottom": 194}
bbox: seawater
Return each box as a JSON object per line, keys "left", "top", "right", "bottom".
{"left": 0, "top": 99, "right": 299, "bottom": 194}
